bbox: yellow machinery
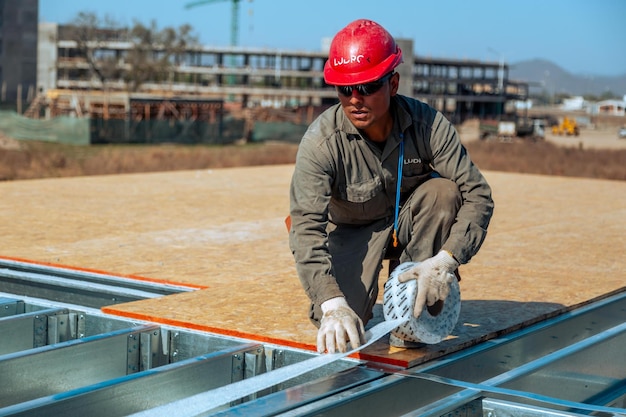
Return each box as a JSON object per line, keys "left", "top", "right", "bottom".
{"left": 552, "top": 117, "right": 580, "bottom": 136}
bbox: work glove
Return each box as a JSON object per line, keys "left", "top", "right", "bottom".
{"left": 398, "top": 250, "right": 460, "bottom": 318}
{"left": 317, "top": 297, "right": 366, "bottom": 354}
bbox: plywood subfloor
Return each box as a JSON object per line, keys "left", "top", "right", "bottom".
{"left": 1, "top": 165, "right": 624, "bottom": 367}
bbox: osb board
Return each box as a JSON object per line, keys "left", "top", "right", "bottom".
{"left": 1, "top": 165, "right": 625, "bottom": 367}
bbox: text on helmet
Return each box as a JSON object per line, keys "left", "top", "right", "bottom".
{"left": 333, "top": 55, "right": 365, "bottom": 66}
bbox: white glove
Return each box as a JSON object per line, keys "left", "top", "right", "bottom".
{"left": 317, "top": 297, "right": 365, "bottom": 354}
{"left": 398, "top": 251, "right": 459, "bottom": 318}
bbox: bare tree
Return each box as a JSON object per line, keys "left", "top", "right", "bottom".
{"left": 122, "top": 20, "right": 200, "bottom": 91}
{"left": 65, "top": 12, "right": 127, "bottom": 88}
{"left": 63, "top": 13, "right": 199, "bottom": 92}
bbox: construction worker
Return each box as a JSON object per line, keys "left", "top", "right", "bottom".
{"left": 288, "top": 19, "right": 494, "bottom": 353}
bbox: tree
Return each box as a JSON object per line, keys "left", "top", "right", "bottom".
{"left": 125, "top": 20, "right": 199, "bottom": 91}
{"left": 65, "top": 12, "right": 127, "bottom": 88}
{"left": 64, "top": 12, "right": 199, "bottom": 92}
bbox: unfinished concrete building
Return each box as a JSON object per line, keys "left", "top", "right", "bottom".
{"left": 32, "top": 23, "right": 528, "bottom": 125}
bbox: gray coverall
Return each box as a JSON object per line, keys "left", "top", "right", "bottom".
{"left": 289, "top": 95, "right": 494, "bottom": 326}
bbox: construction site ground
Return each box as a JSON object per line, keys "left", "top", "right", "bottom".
{"left": 1, "top": 128, "right": 625, "bottom": 367}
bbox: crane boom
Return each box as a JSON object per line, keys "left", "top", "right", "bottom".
{"left": 184, "top": 0, "right": 241, "bottom": 47}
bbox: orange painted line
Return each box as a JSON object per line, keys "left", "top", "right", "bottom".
{"left": 101, "top": 306, "right": 411, "bottom": 368}
{"left": 0, "top": 255, "right": 208, "bottom": 290}
{"left": 101, "top": 306, "right": 315, "bottom": 351}
{"left": 354, "top": 352, "right": 409, "bottom": 368}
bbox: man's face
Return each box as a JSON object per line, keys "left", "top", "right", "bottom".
{"left": 337, "top": 73, "right": 398, "bottom": 139}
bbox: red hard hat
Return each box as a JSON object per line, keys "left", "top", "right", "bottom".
{"left": 324, "top": 19, "right": 403, "bottom": 86}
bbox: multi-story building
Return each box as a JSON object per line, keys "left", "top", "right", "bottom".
{"left": 34, "top": 22, "right": 528, "bottom": 125}
{"left": 0, "top": 0, "right": 38, "bottom": 110}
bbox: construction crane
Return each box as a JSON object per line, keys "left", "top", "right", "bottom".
{"left": 184, "top": 0, "right": 250, "bottom": 47}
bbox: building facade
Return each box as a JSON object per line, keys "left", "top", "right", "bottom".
{"left": 0, "top": 0, "right": 38, "bottom": 110}
{"left": 35, "top": 23, "right": 529, "bottom": 124}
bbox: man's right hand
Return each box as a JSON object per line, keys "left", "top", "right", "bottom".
{"left": 397, "top": 250, "right": 459, "bottom": 318}
{"left": 317, "top": 297, "right": 366, "bottom": 354}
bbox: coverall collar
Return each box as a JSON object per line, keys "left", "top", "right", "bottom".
{"left": 337, "top": 96, "right": 413, "bottom": 154}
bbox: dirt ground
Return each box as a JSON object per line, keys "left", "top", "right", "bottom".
{"left": 544, "top": 128, "right": 626, "bottom": 149}
{"left": 458, "top": 119, "right": 626, "bottom": 150}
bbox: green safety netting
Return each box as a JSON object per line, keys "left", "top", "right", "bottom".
{"left": 0, "top": 111, "right": 308, "bottom": 146}
{"left": 251, "top": 121, "right": 308, "bottom": 143}
{"left": 89, "top": 117, "right": 245, "bottom": 145}
{"left": 0, "top": 111, "right": 90, "bottom": 145}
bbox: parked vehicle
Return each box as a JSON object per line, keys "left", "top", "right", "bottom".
{"left": 619, "top": 127, "right": 626, "bottom": 139}
{"left": 552, "top": 117, "right": 580, "bottom": 136}
{"left": 479, "top": 118, "right": 545, "bottom": 141}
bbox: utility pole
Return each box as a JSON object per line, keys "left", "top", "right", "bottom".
{"left": 488, "top": 47, "right": 505, "bottom": 119}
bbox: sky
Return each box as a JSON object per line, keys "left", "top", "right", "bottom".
{"left": 39, "top": 0, "right": 626, "bottom": 77}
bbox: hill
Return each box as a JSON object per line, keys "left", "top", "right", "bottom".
{"left": 510, "top": 58, "right": 626, "bottom": 97}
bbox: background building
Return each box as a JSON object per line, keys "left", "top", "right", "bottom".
{"left": 0, "top": 0, "right": 38, "bottom": 111}
{"left": 0, "top": 1, "right": 533, "bottom": 144}
{"left": 32, "top": 23, "right": 528, "bottom": 125}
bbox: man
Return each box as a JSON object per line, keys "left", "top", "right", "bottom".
{"left": 289, "top": 19, "right": 494, "bottom": 354}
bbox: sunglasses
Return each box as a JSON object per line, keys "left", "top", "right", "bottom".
{"left": 336, "top": 72, "right": 395, "bottom": 97}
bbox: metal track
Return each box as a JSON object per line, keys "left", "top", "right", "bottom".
{"left": 0, "top": 258, "right": 194, "bottom": 308}
{"left": 1, "top": 258, "right": 625, "bottom": 416}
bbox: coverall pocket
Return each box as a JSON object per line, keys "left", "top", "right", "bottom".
{"left": 342, "top": 176, "right": 383, "bottom": 203}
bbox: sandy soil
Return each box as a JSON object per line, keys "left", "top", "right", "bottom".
{"left": 458, "top": 120, "right": 626, "bottom": 150}
{"left": 544, "top": 128, "right": 626, "bottom": 150}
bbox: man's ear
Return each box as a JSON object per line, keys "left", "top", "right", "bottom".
{"left": 390, "top": 72, "right": 400, "bottom": 96}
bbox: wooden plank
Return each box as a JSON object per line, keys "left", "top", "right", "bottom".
{"left": 0, "top": 166, "right": 624, "bottom": 367}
